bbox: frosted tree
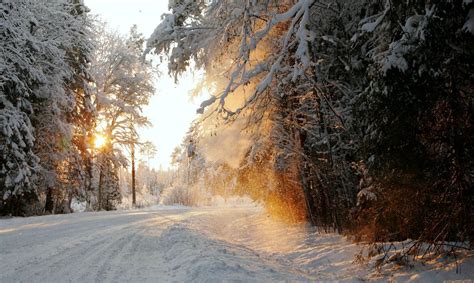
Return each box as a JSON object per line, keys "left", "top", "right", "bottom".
{"left": 1, "top": 1, "right": 42, "bottom": 214}
{"left": 63, "top": 0, "right": 96, "bottom": 210}
{"left": 31, "top": 0, "right": 94, "bottom": 214}
{"left": 146, "top": 0, "right": 362, "bottom": 228}
{"left": 148, "top": 0, "right": 473, "bottom": 250}
{"left": 0, "top": 0, "right": 94, "bottom": 215}
{"left": 91, "top": 25, "right": 155, "bottom": 210}
{"left": 353, "top": 0, "right": 474, "bottom": 247}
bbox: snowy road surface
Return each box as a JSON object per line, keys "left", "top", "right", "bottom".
{"left": 1, "top": 206, "right": 472, "bottom": 282}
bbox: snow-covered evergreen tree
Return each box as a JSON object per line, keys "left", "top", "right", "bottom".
{"left": 1, "top": 0, "right": 94, "bottom": 215}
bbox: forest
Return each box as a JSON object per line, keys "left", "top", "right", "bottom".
{"left": 148, "top": 0, "right": 474, "bottom": 254}
{"left": 1, "top": 0, "right": 473, "bottom": 272}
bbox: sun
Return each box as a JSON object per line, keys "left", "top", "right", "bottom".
{"left": 94, "top": 134, "right": 107, "bottom": 149}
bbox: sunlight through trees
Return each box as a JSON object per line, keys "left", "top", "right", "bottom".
{"left": 1, "top": 0, "right": 472, "bottom": 271}
{"left": 145, "top": 0, "right": 473, "bottom": 261}
{"left": 0, "top": 0, "right": 158, "bottom": 214}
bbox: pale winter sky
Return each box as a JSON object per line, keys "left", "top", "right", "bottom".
{"left": 85, "top": 0, "right": 205, "bottom": 170}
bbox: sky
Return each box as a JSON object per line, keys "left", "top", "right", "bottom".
{"left": 85, "top": 0, "right": 205, "bottom": 170}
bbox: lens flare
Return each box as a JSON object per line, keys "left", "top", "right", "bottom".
{"left": 94, "top": 134, "right": 107, "bottom": 149}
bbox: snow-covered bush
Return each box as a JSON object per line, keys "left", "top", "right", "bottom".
{"left": 117, "top": 190, "right": 160, "bottom": 210}
{"left": 159, "top": 185, "right": 203, "bottom": 207}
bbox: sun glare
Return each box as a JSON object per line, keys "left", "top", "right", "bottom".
{"left": 94, "top": 134, "right": 107, "bottom": 149}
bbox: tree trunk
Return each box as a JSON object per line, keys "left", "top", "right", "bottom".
{"left": 98, "top": 155, "right": 103, "bottom": 211}
{"left": 44, "top": 187, "right": 54, "bottom": 214}
{"left": 68, "top": 194, "right": 73, "bottom": 213}
{"left": 297, "top": 130, "right": 316, "bottom": 225}
{"left": 131, "top": 143, "right": 136, "bottom": 207}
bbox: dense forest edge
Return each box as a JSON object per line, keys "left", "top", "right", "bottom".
{"left": 1, "top": 0, "right": 473, "bottom": 267}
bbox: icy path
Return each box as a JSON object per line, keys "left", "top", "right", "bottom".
{"left": 0, "top": 206, "right": 472, "bottom": 282}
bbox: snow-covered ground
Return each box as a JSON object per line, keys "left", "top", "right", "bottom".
{"left": 0, "top": 206, "right": 472, "bottom": 282}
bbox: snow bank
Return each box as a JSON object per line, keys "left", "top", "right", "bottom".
{"left": 184, "top": 208, "right": 474, "bottom": 282}
{"left": 156, "top": 222, "right": 303, "bottom": 281}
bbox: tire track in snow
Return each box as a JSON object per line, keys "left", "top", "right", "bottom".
{"left": 0, "top": 210, "right": 179, "bottom": 282}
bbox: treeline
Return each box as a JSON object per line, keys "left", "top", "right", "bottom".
{"left": 147, "top": 0, "right": 473, "bottom": 249}
{"left": 0, "top": 0, "right": 154, "bottom": 215}
{"left": 118, "top": 163, "right": 172, "bottom": 209}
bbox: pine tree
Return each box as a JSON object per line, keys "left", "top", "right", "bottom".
{"left": 354, "top": 0, "right": 474, "bottom": 243}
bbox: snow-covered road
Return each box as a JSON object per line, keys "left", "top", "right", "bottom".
{"left": 0, "top": 206, "right": 472, "bottom": 282}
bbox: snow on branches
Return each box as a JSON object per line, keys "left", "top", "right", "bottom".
{"left": 146, "top": 0, "right": 320, "bottom": 116}
{"left": 1, "top": 0, "right": 94, "bottom": 213}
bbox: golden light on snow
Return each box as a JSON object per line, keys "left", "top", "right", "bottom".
{"left": 93, "top": 134, "right": 107, "bottom": 149}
